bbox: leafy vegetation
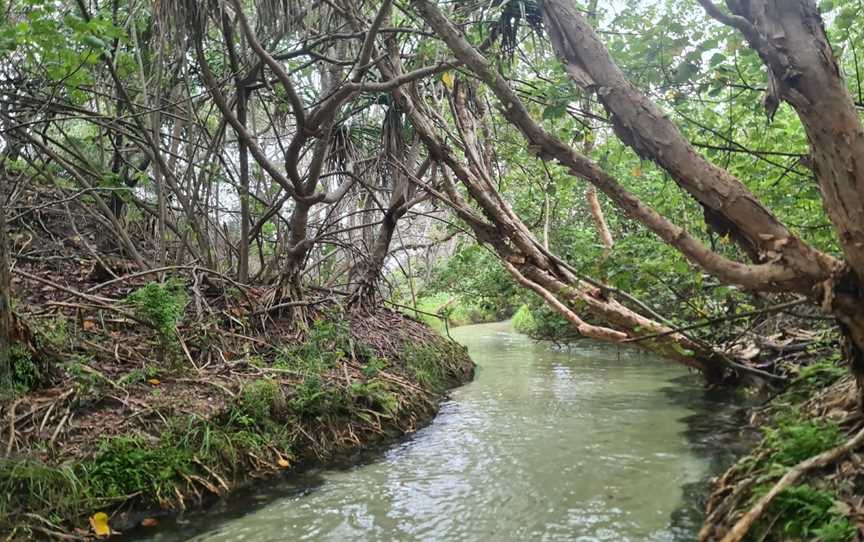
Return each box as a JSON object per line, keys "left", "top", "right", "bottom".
{"left": 762, "top": 411, "right": 843, "bottom": 466}
{"left": 752, "top": 484, "right": 855, "bottom": 542}
{"left": 125, "top": 280, "right": 188, "bottom": 360}
{"left": 3, "top": 0, "right": 864, "bottom": 538}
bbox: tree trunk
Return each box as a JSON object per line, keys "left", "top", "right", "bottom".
{"left": 695, "top": 0, "right": 864, "bottom": 405}
{"left": 0, "top": 171, "right": 13, "bottom": 382}
{"left": 350, "top": 208, "right": 402, "bottom": 308}
{"left": 237, "top": 87, "right": 251, "bottom": 283}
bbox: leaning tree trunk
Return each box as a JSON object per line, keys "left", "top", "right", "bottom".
{"left": 692, "top": 0, "right": 864, "bottom": 406}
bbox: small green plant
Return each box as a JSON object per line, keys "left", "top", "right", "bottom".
{"left": 362, "top": 356, "right": 387, "bottom": 377}
{"left": 753, "top": 483, "right": 855, "bottom": 542}
{"left": 405, "top": 344, "right": 446, "bottom": 392}
{"left": 85, "top": 435, "right": 194, "bottom": 506}
{"left": 116, "top": 366, "right": 157, "bottom": 388}
{"left": 0, "top": 458, "right": 85, "bottom": 528}
{"left": 350, "top": 379, "right": 399, "bottom": 415}
{"left": 763, "top": 411, "right": 843, "bottom": 466}
{"left": 11, "top": 346, "right": 39, "bottom": 390}
{"left": 797, "top": 358, "right": 846, "bottom": 388}
{"left": 290, "top": 374, "right": 348, "bottom": 416}
{"left": 279, "top": 319, "right": 352, "bottom": 372}
{"left": 126, "top": 280, "right": 188, "bottom": 352}
{"left": 236, "top": 378, "right": 281, "bottom": 423}
{"left": 34, "top": 316, "right": 69, "bottom": 350}
{"left": 63, "top": 356, "right": 104, "bottom": 404}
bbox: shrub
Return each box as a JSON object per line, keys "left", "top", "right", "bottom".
{"left": 126, "top": 279, "right": 188, "bottom": 345}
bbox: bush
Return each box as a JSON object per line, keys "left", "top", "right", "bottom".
{"left": 511, "top": 304, "right": 535, "bottom": 334}
{"left": 126, "top": 280, "right": 188, "bottom": 358}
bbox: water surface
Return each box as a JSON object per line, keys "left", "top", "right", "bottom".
{"left": 137, "top": 321, "right": 741, "bottom": 541}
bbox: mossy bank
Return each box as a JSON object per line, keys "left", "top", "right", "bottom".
{"left": 700, "top": 358, "right": 864, "bottom": 541}
{"left": 0, "top": 307, "right": 474, "bottom": 540}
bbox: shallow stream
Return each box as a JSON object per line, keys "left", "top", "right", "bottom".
{"left": 135, "top": 321, "right": 746, "bottom": 541}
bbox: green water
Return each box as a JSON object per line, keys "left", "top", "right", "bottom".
{"left": 135, "top": 321, "right": 742, "bottom": 541}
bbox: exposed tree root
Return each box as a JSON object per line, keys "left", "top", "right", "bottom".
{"left": 719, "top": 423, "right": 864, "bottom": 542}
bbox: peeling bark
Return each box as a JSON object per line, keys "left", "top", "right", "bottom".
{"left": 539, "top": 0, "right": 837, "bottom": 287}
{"left": 697, "top": 0, "right": 864, "bottom": 405}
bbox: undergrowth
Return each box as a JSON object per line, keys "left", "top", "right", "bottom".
{"left": 125, "top": 279, "right": 188, "bottom": 361}
{"left": 733, "top": 355, "right": 856, "bottom": 542}
{"left": 0, "top": 309, "right": 474, "bottom": 538}
{"left": 750, "top": 483, "right": 855, "bottom": 542}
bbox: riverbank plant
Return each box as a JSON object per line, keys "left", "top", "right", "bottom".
{"left": 0, "top": 307, "right": 474, "bottom": 538}
{"left": 703, "top": 355, "right": 859, "bottom": 541}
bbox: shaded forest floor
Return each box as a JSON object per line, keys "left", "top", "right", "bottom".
{"left": 0, "top": 196, "right": 475, "bottom": 539}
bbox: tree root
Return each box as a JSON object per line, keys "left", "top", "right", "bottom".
{"left": 719, "top": 423, "right": 864, "bottom": 542}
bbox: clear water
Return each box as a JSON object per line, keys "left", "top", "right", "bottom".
{"left": 133, "top": 321, "right": 742, "bottom": 542}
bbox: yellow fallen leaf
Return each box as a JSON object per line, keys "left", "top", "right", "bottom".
{"left": 147, "top": 378, "right": 160, "bottom": 386}
{"left": 90, "top": 512, "right": 111, "bottom": 538}
{"left": 277, "top": 457, "right": 290, "bottom": 468}
{"left": 441, "top": 71, "right": 455, "bottom": 90}
{"left": 631, "top": 166, "right": 642, "bottom": 177}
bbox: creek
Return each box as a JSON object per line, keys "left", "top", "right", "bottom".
{"left": 134, "top": 321, "right": 746, "bottom": 541}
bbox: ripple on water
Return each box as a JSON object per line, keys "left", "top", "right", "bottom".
{"left": 132, "top": 321, "right": 736, "bottom": 542}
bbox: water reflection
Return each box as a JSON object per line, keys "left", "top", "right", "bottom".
{"left": 132, "top": 321, "right": 742, "bottom": 542}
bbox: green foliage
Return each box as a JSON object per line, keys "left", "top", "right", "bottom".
{"left": 0, "top": 410, "right": 297, "bottom": 531}
{"left": 116, "top": 365, "right": 158, "bottom": 388}
{"left": 289, "top": 373, "right": 347, "bottom": 417}
{"left": 413, "top": 292, "right": 495, "bottom": 332}
{"left": 511, "top": 304, "right": 535, "bottom": 334}
{"left": 349, "top": 379, "right": 399, "bottom": 416}
{"left": 278, "top": 318, "right": 351, "bottom": 371}
{"left": 126, "top": 280, "right": 188, "bottom": 341}
{"left": 405, "top": 344, "right": 447, "bottom": 392}
{"left": 0, "top": 458, "right": 85, "bottom": 527}
{"left": 762, "top": 411, "right": 843, "bottom": 466}
{"left": 236, "top": 378, "right": 282, "bottom": 423}
{"left": 85, "top": 435, "right": 194, "bottom": 505}
{"left": 34, "top": 316, "right": 68, "bottom": 350}
{"left": 420, "top": 244, "right": 521, "bottom": 322}
{"left": 752, "top": 484, "right": 855, "bottom": 542}
{"left": 362, "top": 356, "right": 386, "bottom": 378}
{"left": 796, "top": 358, "right": 847, "bottom": 389}
{"left": 62, "top": 356, "right": 108, "bottom": 405}
{"left": 9, "top": 346, "right": 38, "bottom": 391}
{"left": 509, "top": 296, "right": 574, "bottom": 340}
